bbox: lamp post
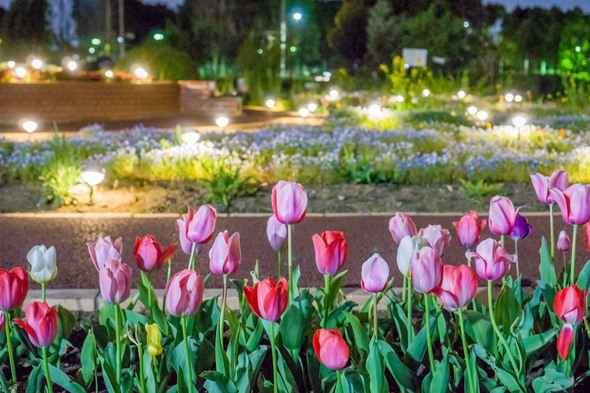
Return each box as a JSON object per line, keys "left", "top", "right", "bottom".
{"left": 279, "top": 0, "right": 287, "bottom": 78}
{"left": 118, "top": 0, "right": 125, "bottom": 57}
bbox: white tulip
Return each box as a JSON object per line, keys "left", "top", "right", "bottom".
{"left": 27, "top": 245, "right": 57, "bottom": 284}
{"left": 396, "top": 235, "right": 428, "bottom": 277}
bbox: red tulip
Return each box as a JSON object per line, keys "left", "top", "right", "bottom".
{"left": 550, "top": 184, "right": 590, "bottom": 225}
{"left": 488, "top": 196, "right": 519, "bottom": 235}
{"left": 389, "top": 212, "right": 417, "bottom": 244}
{"left": 14, "top": 302, "right": 59, "bottom": 348}
{"left": 553, "top": 285, "right": 587, "bottom": 360}
{"left": 466, "top": 238, "right": 515, "bottom": 281}
{"left": 419, "top": 224, "right": 451, "bottom": 256}
{"left": 209, "top": 231, "right": 241, "bottom": 275}
{"left": 360, "top": 253, "right": 389, "bottom": 293}
{"left": 0, "top": 267, "right": 29, "bottom": 312}
{"left": 134, "top": 235, "right": 177, "bottom": 272}
{"left": 185, "top": 204, "right": 217, "bottom": 244}
{"left": 272, "top": 180, "right": 308, "bottom": 224}
{"left": 585, "top": 222, "right": 590, "bottom": 251}
{"left": 434, "top": 265, "right": 478, "bottom": 311}
{"left": 266, "top": 215, "right": 288, "bottom": 252}
{"left": 88, "top": 236, "right": 122, "bottom": 271}
{"left": 165, "top": 269, "right": 205, "bottom": 317}
{"left": 530, "top": 170, "right": 569, "bottom": 204}
{"left": 453, "top": 211, "right": 486, "bottom": 249}
{"left": 557, "top": 230, "right": 571, "bottom": 251}
{"left": 411, "top": 247, "right": 443, "bottom": 294}
{"left": 243, "top": 277, "right": 288, "bottom": 322}
{"left": 313, "top": 328, "right": 349, "bottom": 370}
{"left": 312, "top": 231, "right": 348, "bottom": 275}
{"left": 99, "top": 260, "right": 132, "bottom": 305}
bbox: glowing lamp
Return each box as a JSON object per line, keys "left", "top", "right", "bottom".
{"left": 422, "top": 89, "right": 430, "bottom": 97}
{"left": 31, "top": 59, "right": 43, "bottom": 69}
{"left": 511, "top": 115, "right": 527, "bottom": 128}
{"left": 15, "top": 67, "right": 27, "bottom": 79}
{"left": 181, "top": 131, "right": 200, "bottom": 145}
{"left": 21, "top": 119, "right": 38, "bottom": 133}
{"left": 134, "top": 67, "right": 149, "bottom": 79}
{"left": 476, "top": 110, "right": 488, "bottom": 121}
{"left": 457, "top": 90, "right": 466, "bottom": 99}
{"left": 215, "top": 116, "right": 230, "bottom": 128}
{"left": 514, "top": 95, "right": 523, "bottom": 102}
{"left": 505, "top": 93, "right": 514, "bottom": 103}
{"left": 265, "top": 98, "right": 276, "bottom": 108}
{"left": 307, "top": 102, "right": 318, "bottom": 112}
{"left": 467, "top": 106, "right": 478, "bottom": 115}
{"left": 298, "top": 108, "right": 310, "bottom": 118}
{"left": 7, "top": 61, "right": 15, "bottom": 69}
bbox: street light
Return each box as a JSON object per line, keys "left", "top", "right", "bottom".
{"left": 279, "top": 4, "right": 303, "bottom": 78}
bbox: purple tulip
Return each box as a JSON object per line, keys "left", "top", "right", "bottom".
{"left": 509, "top": 214, "right": 532, "bottom": 240}
{"left": 360, "top": 253, "right": 389, "bottom": 293}
{"left": 209, "top": 231, "right": 241, "bottom": 275}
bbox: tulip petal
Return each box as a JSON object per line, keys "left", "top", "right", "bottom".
{"left": 557, "top": 324, "right": 574, "bottom": 360}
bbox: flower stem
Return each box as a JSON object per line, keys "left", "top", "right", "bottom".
{"left": 270, "top": 322, "right": 279, "bottom": 393}
{"left": 402, "top": 275, "right": 407, "bottom": 302}
{"left": 467, "top": 250, "right": 477, "bottom": 311}
{"left": 336, "top": 369, "right": 344, "bottom": 393}
{"left": 550, "top": 204, "right": 555, "bottom": 259}
{"left": 277, "top": 250, "right": 282, "bottom": 278}
{"left": 424, "top": 294, "right": 436, "bottom": 372}
{"left": 487, "top": 281, "right": 519, "bottom": 376}
{"left": 42, "top": 283, "right": 46, "bottom": 303}
{"left": 570, "top": 224, "right": 578, "bottom": 286}
{"left": 162, "top": 258, "right": 173, "bottom": 317}
{"left": 135, "top": 327, "right": 147, "bottom": 393}
{"left": 457, "top": 309, "right": 475, "bottom": 393}
{"left": 4, "top": 312, "right": 16, "bottom": 382}
{"left": 373, "top": 293, "right": 378, "bottom": 340}
{"left": 287, "top": 224, "right": 293, "bottom": 302}
{"left": 114, "top": 304, "right": 122, "bottom": 387}
{"left": 42, "top": 346, "right": 54, "bottom": 393}
{"left": 407, "top": 277, "right": 413, "bottom": 346}
{"left": 323, "top": 274, "right": 330, "bottom": 328}
{"left": 514, "top": 239, "right": 520, "bottom": 277}
{"left": 147, "top": 271, "right": 153, "bottom": 321}
{"left": 181, "top": 317, "right": 194, "bottom": 392}
{"left": 188, "top": 242, "right": 197, "bottom": 270}
{"left": 219, "top": 274, "right": 228, "bottom": 353}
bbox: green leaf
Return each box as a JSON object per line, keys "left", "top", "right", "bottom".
{"left": 367, "top": 339, "right": 387, "bottom": 393}
{"left": 344, "top": 312, "right": 370, "bottom": 356}
{"left": 57, "top": 306, "right": 77, "bottom": 340}
{"left": 124, "top": 309, "right": 148, "bottom": 328}
{"left": 26, "top": 364, "right": 43, "bottom": 393}
{"left": 473, "top": 344, "right": 523, "bottom": 393}
{"left": 377, "top": 340, "right": 418, "bottom": 392}
{"left": 532, "top": 362, "right": 573, "bottom": 392}
{"left": 280, "top": 299, "right": 306, "bottom": 360}
{"left": 539, "top": 237, "right": 557, "bottom": 286}
{"left": 80, "top": 329, "right": 96, "bottom": 383}
{"left": 429, "top": 349, "right": 450, "bottom": 393}
{"left": 143, "top": 350, "right": 157, "bottom": 393}
{"left": 464, "top": 310, "right": 493, "bottom": 353}
{"left": 327, "top": 269, "right": 348, "bottom": 308}
{"left": 201, "top": 371, "right": 238, "bottom": 393}
{"left": 522, "top": 328, "right": 558, "bottom": 355}
{"left": 48, "top": 364, "right": 86, "bottom": 393}
{"left": 495, "top": 279, "right": 522, "bottom": 335}
{"left": 575, "top": 260, "right": 590, "bottom": 292}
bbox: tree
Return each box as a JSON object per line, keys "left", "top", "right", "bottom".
{"left": 46, "top": 0, "right": 78, "bottom": 49}
{"left": 327, "top": 0, "right": 368, "bottom": 72}
{"left": 366, "top": 0, "right": 396, "bottom": 67}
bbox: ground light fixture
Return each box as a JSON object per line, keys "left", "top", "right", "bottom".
{"left": 512, "top": 115, "right": 527, "bottom": 128}
{"left": 328, "top": 89, "right": 339, "bottom": 100}
{"left": 307, "top": 102, "right": 318, "bottom": 112}
{"left": 66, "top": 61, "right": 78, "bottom": 71}
{"left": 422, "top": 89, "right": 430, "bottom": 97}
{"left": 457, "top": 90, "right": 466, "bottom": 99}
{"left": 7, "top": 60, "right": 15, "bottom": 68}
{"left": 181, "top": 130, "right": 200, "bottom": 145}
{"left": 31, "top": 58, "right": 43, "bottom": 70}
{"left": 265, "top": 98, "right": 276, "bottom": 109}
{"left": 81, "top": 168, "right": 105, "bottom": 204}
{"left": 368, "top": 104, "right": 381, "bottom": 117}
{"left": 514, "top": 94, "right": 523, "bottom": 102}
{"left": 20, "top": 119, "right": 39, "bottom": 133}
{"left": 467, "top": 106, "right": 478, "bottom": 115}
{"left": 298, "top": 107, "right": 310, "bottom": 118}
{"left": 215, "top": 116, "right": 230, "bottom": 130}
{"left": 104, "top": 70, "right": 114, "bottom": 78}
{"left": 15, "top": 66, "right": 27, "bottom": 79}
{"left": 476, "top": 110, "right": 489, "bottom": 121}
{"left": 133, "top": 67, "right": 149, "bottom": 80}
{"left": 505, "top": 93, "right": 514, "bottom": 103}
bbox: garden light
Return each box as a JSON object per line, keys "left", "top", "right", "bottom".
{"left": 133, "top": 67, "right": 149, "bottom": 79}
{"left": 81, "top": 168, "right": 105, "bottom": 204}
{"left": 476, "top": 110, "right": 489, "bottom": 121}
{"left": 457, "top": 90, "right": 466, "bottom": 99}
{"left": 422, "top": 89, "right": 430, "bottom": 97}
{"left": 181, "top": 130, "right": 200, "bottom": 145}
{"left": 368, "top": 104, "right": 381, "bottom": 117}
{"left": 512, "top": 115, "right": 527, "bottom": 128}
{"left": 31, "top": 58, "right": 43, "bottom": 69}
{"left": 215, "top": 116, "right": 230, "bottom": 129}
{"left": 467, "top": 106, "right": 478, "bottom": 115}
{"left": 66, "top": 61, "right": 78, "bottom": 71}
{"left": 153, "top": 33, "right": 164, "bottom": 41}
{"left": 15, "top": 67, "right": 27, "bottom": 79}
{"left": 105, "top": 70, "right": 114, "bottom": 78}
{"left": 89, "top": 48, "right": 96, "bottom": 54}
{"left": 293, "top": 12, "right": 302, "bottom": 21}
{"left": 396, "top": 95, "right": 404, "bottom": 102}
{"left": 7, "top": 60, "right": 15, "bottom": 69}
{"left": 117, "top": 37, "right": 124, "bottom": 43}
{"left": 329, "top": 89, "right": 339, "bottom": 100}
{"left": 265, "top": 98, "right": 276, "bottom": 108}
{"left": 91, "top": 38, "right": 101, "bottom": 45}
{"left": 298, "top": 108, "right": 310, "bottom": 118}
{"left": 515, "top": 94, "right": 523, "bottom": 102}
{"left": 505, "top": 93, "right": 514, "bottom": 103}
{"left": 20, "top": 119, "right": 38, "bottom": 133}
{"left": 307, "top": 102, "right": 318, "bottom": 112}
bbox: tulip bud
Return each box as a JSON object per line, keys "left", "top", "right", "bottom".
{"left": 99, "top": 260, "right": 132, "bottom": 305}
{"left": 452, "top": 211, "right": 486, "bottom": 249}
{"left": 411, "top": 247, "right": 443, "bottom": 294}
{"left": 389, "top": 212, "right": 417, "bottom": 244}
{"left": 530, "top": 170, "right": 568, "bottom": 204}
{"left": 243, "top": 277, "right": 288, "bottom": 322}
{"left": 434, "top": 265, "right": 478, "bottom": 311}
{"left": 466, "top": 238, "right": 515, "bottom": 281}
{"left": 88, "top": 236, "right": 122, "bottom": 271}
{"left": 146, "top": 323, "right": 162, "bottom": 356}
{"left": 360, "top": 253, "right": 389, "bottom": 293}
{"left": 553, "top": 285, "right": 587, "bottom": 360}
{"left": 14, "top": 302, "right": 59, "bottom": 348}
{"left": 313, "top": 328, "right": 349, "bottom": 370}
{"left": 418, "top": 224, "right": 451, "bottom": 256}
{"left": 186, "top": 205, "right": 217, "bottom": 244}
{"left": 134, "top": 235, "right": 177, "bottom": 272}
{"left": 165, "top": 269, "right": 205, "bottom": 317}
{"left": 550, "top": 184, "right": 590, "bottom": 225}
{"left": 557, "top": 230, "right": 571, "bottom": 251}
{"left": 488, "top": 196, "right": 519, "bottom": 235}
{"left": 266, "top": 216, "right": 288, "bottom": 252}
{"left": 396, "top": 235, "right": 428, "bottom": 277}
{"left": 272, "top": 180, "right": 308, "bottom": 224}
{"left": 312, "top": 231, "right": 348, "bottom": 275}
{"left": 509, "top": 214, "right": 532, "bottom": 241}
{"left": 0, "top": 267, "right": 29, "bottom": 312}
{"left": 26, "top": 245, "right": 57, "bottom": 284}
{"left": 209, "top": 231, "right": 242, "bottom": 275}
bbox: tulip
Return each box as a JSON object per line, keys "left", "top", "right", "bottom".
{"left": 99, "top": 260, "right": 132, "bottom": 305}
{"left": 557, "top": 230, "right": 571, "bottom": 251}
{"left": 313, "top": 328, "right": 349, "bottom": 370}
{"left": 88, "top": 236, "right": 122, "bottom": 271}
{"left": 0, "top": 313, "right": 4, "bottom": 332}
{"left": 15, "top": 301, "right": 59, "bottom": 348}
{"left": 271, "top": 180, "right": 308, "bottom": 224}
{"left": 509, "top": 214, "right": 532, "bottom": 240}
{"left": 466, "top": 238, "right": 515, "bottom": 281}
{"left": 209, "top": 231, "right": 241, "bottom": 275}
{"left": 177, "top": 217, "right": 194, "bottom": 255}
{"left": 453, "top": 211, "right": 486, "bottom": 249}
{"left": 146, "top": 323, "right": 162, "bottom": 356}
{"left": 530, "top": 170, "right": 569, "bottom": 204}
{"left": 360, "top": 253, "right": 389, "bottom": 293}
{"left": 267, "top": 215, "right": 287, "bottom": 252}
{"left": 411, "top": 247, "right": 443, "bottom": 294}
{"left": 586, "top": 221, "right": 590, "bottom": 250}
{"left": 434, "top": 265, "right": 478, "bottom": 311}
{"left": 27, "top": 245, "right": 57, "bottom": 285}
{"left": 312, "top": 231, "right": 348, "bottom": 275}
{"left": 185, "top": 204, "right": 217, "bottom": 244}
{"left": 396, "top": 235, "right": 428, "bottom": 277}
{"left": 389, "top": 212, "right": 417, "bottom": 244}
{"left": 553, "top": 285, "right": 587, "bottom": 360}
{"left": 488, "top": 196, "right": 519, "bottom": 236}
{"left": 243, "top": 277, "right": 288, "bottom": 322}
{"left": 165, "top": 269, "right": 205, "bottom": 317}
{"left": 134, "top": 235, "right": 177, "bottom": 272}
{"left": 419, "top": 224, "right": 451, "bottom": 256}
{"left": 0, "top": 267, "right": 29, "bottom": 312}
{"left": 550, "top": 184, "right": 590, "bottom": 225}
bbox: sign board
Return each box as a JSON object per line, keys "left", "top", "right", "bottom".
{"left": 402, "top": 48, "right": 428, "bottom": 67}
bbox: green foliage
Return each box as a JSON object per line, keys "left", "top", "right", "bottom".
{"left": 39, "top": 132, "right": 82, "bottom": 206}
{"left": 199, "top": 158, "right": 255, "bottom": 211}
{"left": 116, "top": 42, "right": 198, "bottom": 81}
{"left": 459, "top": 179, "right": 504, "bottom": 202}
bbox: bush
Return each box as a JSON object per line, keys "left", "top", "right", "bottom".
{"left": 116, "top": 42, "right": 198, "bottom": 81}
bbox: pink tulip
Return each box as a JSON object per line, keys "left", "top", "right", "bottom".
{"left": 266, "top": 216, "right": 288, "bottom": 252}
{"left": 313, "top": 328, "right": 349, "bottom": 370}
{"left": 209, "top": 231, "right": 241, "bottom": 275}
{"left": 453, "top": 211, "right": 486, "bottom": 249}
{"left": 586, "top": 222, "right": 590, "bottom": 251}
{"left": 177, "top": 217, "right": 193, "bottom": 255}
{"left": 165, "top": 269, "right": 205, "bottom": 317}
{"left": 389, "top": 212, "right": 417, "bottom": 244}
{"left": 0, "top": 313, "right": 4, "bottom": 332}
{"left": 0, "top": 267, "right": 29, "bottom": 312}
{"left": 88, "top": 236, "right": 122, "bottom": 271}
{"left": 272, "top": 180, "right": 308, "bottom": 224}
{"left": 14, "top": 302, "right": 59, "bottom": 348}
{"left": 243, "top": 277, "right": 289, "bottom": 322}
{"left": 557, "top": 230, "right": 571, "bottom": 251}
{"left": 411, "top": 247, "right": 443, "bottom": 294}
{"left": 434, "top": 265, "right": 478, "bottom": 311}
{"left": 553, "top": 285, "right": 587, "bottom": 360}
{"left": 466, "top": 238, "right": 515, "bottom": 281}
{"left": 185, "top": 204, "right": 217, "bottom": 244}
{"left": 99, "top": 260, "right": 132, "bottom": 305}
{"left": 419, "top": 224, "right": 451, "bottom": 256}
{"left": 134, "top": 235, "right": 177, "bottom": 272}
{"left": 488, "top": 196, "right": 519, "bottom": 235}
{"left": 550, "top": 184, "right": 590, "bottom": 225}
{"left": 530, "top": 170, "right": 569, "bottom": 204}
{"left": 312, "top": 231, "right": 348, "bottom": 275}
{"left": 360, "top": 253, "right": 389, "bottom": 293}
